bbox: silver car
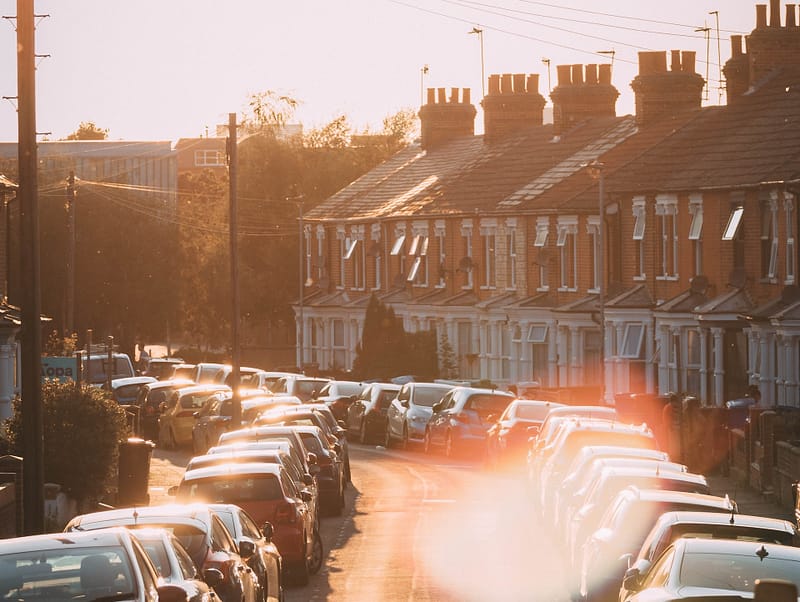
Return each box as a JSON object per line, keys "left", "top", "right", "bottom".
{"left": 384, "top": 382, "right": 453, "bottom": 449}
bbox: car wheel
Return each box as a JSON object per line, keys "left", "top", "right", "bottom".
{"left": 308, "top": 529, "right": 324, "bottom": 575}
{"left": 293, "top": 557, "right": 309, "bottom": 586}
{"left": 359, "top": 420, "right": 368, "bottom": 445}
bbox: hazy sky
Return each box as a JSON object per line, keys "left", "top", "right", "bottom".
{"left": 0, "top": 1, "right": 760, "bottom": 143}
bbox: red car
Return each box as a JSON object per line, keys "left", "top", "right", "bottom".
{"left": 173, "top": 462, "right": 322, "bottom": 585}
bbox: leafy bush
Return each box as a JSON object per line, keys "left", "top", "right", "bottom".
{"left": 4, "top": 380, "right": 129, "bottom": 504}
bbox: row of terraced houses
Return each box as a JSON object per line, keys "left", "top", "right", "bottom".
{"left": 296, "top": 0, "right": 800, "bottom": 407}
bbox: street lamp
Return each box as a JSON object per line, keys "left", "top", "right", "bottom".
{"left": 469, "top": 27, "right": 485, "bottom": 97}
{"left": 587, "top": 160, "right": 606, "bottom": 404}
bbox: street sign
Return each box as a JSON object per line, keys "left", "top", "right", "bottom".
{"left": 41, "top": 356, "right": 78, "bottom": 383}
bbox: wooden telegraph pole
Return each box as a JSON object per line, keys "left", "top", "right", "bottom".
{"left": 228, "top": 114, "right": 241, "bottom": 427}
{"left": 17, "top": 0, "right": 44, "bottom": 535}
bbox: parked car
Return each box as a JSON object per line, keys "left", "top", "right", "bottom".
{"left": 386, "top": 382, "right": 454, "bottom": 449}
{"left": 485, "top": 399, "right": 565, "bottom": 469}
{"left": 269, "top": 375, "right": 331, "bottom": 402}
{"left": 207, "top": 503, "right": 284, "bottom": 602}
{"left": 566, "top": 466, "right": 711, "bottom": 569}
{"left": 188, "top": 447, "right": 319, "bottom": 531}
{"left": 217, "top": 426, "right": 317, "bottom": 474}
{"left": 191, "top": 392, "right": 238, "bottom": 455}
{"left": 345, "top": 382, "right": 401, "bottom": 444}
{"left": 312, "top": 380, "right": 367, "bottom": 421}
{"left": 579, "top": 487, "right": 738, "bottom": 602}
{"left": 158, "top": 384, "right": 231, "bottom": 449}
{"left": 208, "top": 439, "right": 317, "bottom": 492}
{"left": 64, "top": 503, "right": 259, "bottom": 602}
{"left": 132, "top": 527, "right": 221, "bottom": 602}
{"left": 81, "top": 351, "right": 136, "bottom": 385}
{"left": 241, "top": 395, "right": 303, "bottom": 424}
{"left": 135, "top": 378, "right": 196, "bottom": 442}
{"left": 0, "top": 527, "right": 188, "bottom": 602}
{"left": 622, "top": 538, "right": 800, "bottom": 601}
{"left": 620, "top": 510, "right": 799, "bottom": 601}
{"left": 173, "top": 462, "right": 322, "bottom": 585}
{"left": 141, "top": 357, "right": 185, "bottom": 380}
{"left": 171, "top": 363, "right": 198, "bottom": 381}
{"left": 105, "top": 376, "right": 158, "bottom": 405}
{"left": 287, "top": 425, "right": 346, "bottom": 517}
{"left": 423, "top": 386, "right": 515, "bottom": 458}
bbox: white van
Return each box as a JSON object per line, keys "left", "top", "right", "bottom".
{"left": 81, "top": 352, "right": 135, "bottom": 385}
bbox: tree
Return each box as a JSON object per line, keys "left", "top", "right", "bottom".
{"left": 352, "top": 294, "right": 412, "bottom": 379}
{"left": 4, "top": 381, "right": 129, "bottom": 506}
{"left": 64, "top": 121, "right": 109, "bottom": 140}
{"left": 438, "top": 330, "right": 458, "bottom": 379}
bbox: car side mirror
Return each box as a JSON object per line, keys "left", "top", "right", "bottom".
{"left": 431, "top": 402, "right": 442, "bottom": 413}
{"left": 158, "top": 584, "right": 192, "bottom": 602}
{"left": 619, "top": 552, "right": 633, "bottom": 569}
{"left": 192, "top": 411, "right": 200, "bottom": 419}
{"left": 307, "top": 452, "right": 318, "bottom": 465}
{"left": 300, "top": 489, "right": 313, "bottom": 503}
{"left": 337, "top": 420, "right": 347, "bottom": 430}
{"left": 333, "top": 441, "right": 342, "bottom": 454}
{"left": 303, "top": 473, "right": 314, "bottom": 486}
{"left": 622, "top": 567, "right": 642, "bottom": 593}
{"left": 261, "top": 522, "right": 274, "bottom": 541}
{"left": 203, "top": 568, "right": 225, "bottom": 588}
{"left": 401, "top": 399, "right": 409, "bottom": 408}
{"left": 238, "top": 539, "right": 256, "bottom": 558}
{"left": 754, "top": 579, "right": 798, "bottom": 602}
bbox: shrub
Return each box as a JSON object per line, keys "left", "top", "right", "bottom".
{"left": 4, "top": 380, "right": 129, "bottom": 504}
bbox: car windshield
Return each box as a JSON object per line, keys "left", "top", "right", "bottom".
{"left": 115, "top": 384, "right": 142, "bottom": 402}
{"left": 413, "top": 386, "right": 449, "bottom": 407}
{"left": 137, "top": 538, "right": 172, "bottom": 578}
{"left": 513, "top": 403, "right": 554, "bottom": 421}
{"left": 680, "top": 550, "right": 800, "bottom": 590}
{"left": 464, "top": 394, "right": 511, "bottom": 414}
{"left": 178, "top": 475, "right": 283, "bottom": 503}
{"left": 181, "top": 392, "right": 219, "bottom": 410}
{"left": 0, "top": 545, "right": 136, "bottom": 600}
{"left": 298, "top": 433, "right": 325, "bottom": 455}
{"left": 130, "top": 524, "right": 207, "bottom": 569}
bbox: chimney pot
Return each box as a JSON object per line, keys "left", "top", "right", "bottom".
{"left": 585, "top": 64, "right": 598, "bottom": 84}
{"left": 599, "top": 64, "right": 612, "bottom": 84}
{"left": 638, "top": 51, "right": 667, "bottom": 75}
{"left": 526, "top": 74, "right": 540, "bottom": 93}
{"left": 501, "top": 73, "right": 513, "bottom": 94}
{"left": 463, "top": 88, "right": 471, "bottom": 104}
{"left": 756, "top": 4, "right": 768, "bottom": 29}
{"left": 450, "top": 87, "right": 459, "bottom": 103}
{"left": 731, "top": 34, "right": 744, "bottom": 57}
{"left": 488, "top": 74, "right": 501, "bottom": 95}
{"left": 787, "top": 4, "right": 797, "bottom": 26}
{"left": 513, "top": 73, "right": 527, "bottom": 93}
{"left": 556, "top": 64, "right": 572, "bottom": 86}
{"left": 770, "top": 0, "right": 782, "bottom": 26}
{"left": 571, "top": 64, "right": 584, "bottom": 85}
{"left": 671, "top": 50, "right": 682, "bottom": 71}
{"left": 437, "top": 88, "right": 447, "bottom": 103}
{"left": 426, "top": 88, "right": 436, "bottom": 105}
{"left": 681, "top": 51, "right": 697, "bottom": 73}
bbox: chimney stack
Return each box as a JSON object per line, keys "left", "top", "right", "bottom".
{"left": 418, "top": 87, "right": 476, "bottom": 150}
{"left": 481, "top": 72, "right": 546, "bottom": 143}
{"left": 549, "top": 64, "right": 619, "bottom": 134}
{"left": 735, "top": 1, "right": 800, "bottom": 95}
{"left": 630, "top": 51, "right": 705, "bottom": 126}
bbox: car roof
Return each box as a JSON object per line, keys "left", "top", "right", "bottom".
{"left": 509, "top": 399, "right": 566, "bottom": 408}
{"left": 658, "top": 510, "right": 795, "bottom": 532}
{"left": 2, "top": 527, "right": 132, "bottom": 552}
{"left": 176, "top": 384, "right": 231, "bottom": 395}
{"left": 545, "top": 405, "right": 617, "bottom": 418}
{"left": 599, "top": 467, "right": 705, "bottom": 482}
{"left": 188, "top": 449, "right": 286, "bottom": 468}
{"left": 68, "top": 503, "right": 214, "bottom": 531}
{"left": 144, "top": 378, "right": 195, "bottom": 390}
{"left": 450, "top": 386, "right": 515, "bottom": 396}
{"left": 183, "top": 462, "right": 283, "bottom": 481}
{"left": 674, "top": 536, "right": 800, "bottom": 558}
{"left": 111, "top": 376, "right": 157, "bottom": 387}
{"left": 577, "top": 445, "right": 669, "bottom": 459}
{"left": 208, "top": 440, "right": 292, "bottom": 454}
{"left": 558, "top": 418, "right": 651, "bottom": 434}
{"left": 621, "top": 487, "right": 732, "bottom": 508}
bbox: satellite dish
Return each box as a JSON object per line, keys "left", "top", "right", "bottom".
{"left": 728, "top": 267, "right": 747, "bottom": 289}
{"left": 689, "top": 275, "right": 709, "bottom": 294}
{"left": 458, "top": 256, "right": 475, "bottom": 272}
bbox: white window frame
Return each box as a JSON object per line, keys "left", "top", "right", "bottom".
{"left": 786, "top": 193, "right": 796, "bottom": 284}
{"left": 480, "top": 223, "right": 497, "bottom": 290}
{"left": 315, "top": 226, "right": 326, "bottom": 284}
{"left": 507, "top": 225, "right": 517, "bottom": 290}
{"left": 336, "top": 225, "right": 347, "bottom": 289}
{"left": 461, "top": 220, "right": 474, "bottom": 290}
{"left": 304, "top": 225, "right": 312, "bottom": 286}
{"left": 768, "top": 193, "right": 779, "bottom": 280}
{"left": 619, "top": 323, "right": 645, "bottom": 359}
{"left": 633, "top": 198, "right": 646, "bottom": 280}
{"left": 435, "top": 220, "right": 446, "bottom": 288}
{"left": 534, "top": 221, "right": 549, "bottom": 247}
{"left": 587, "top": 217, "right": 600, "bottom": 293}
{"left": 655, "top": 194, "right": 678, "bottom": 280}
{"left": 722, "top": 206, "right": 744, "bottom": 241}
{"left": 556, "top": 218, "right": 578, "bottom": 291}
{"left": 527, "top": 324, "right": 548, "bottom": 343}
{"left": 194, "top": 149, "right": 225, "bottom": 167}
{"left": 371, "top": 224, "right": 382, "bottom": 290}
{"left": 688, "top": 194, "right": 703, "bottom": 278}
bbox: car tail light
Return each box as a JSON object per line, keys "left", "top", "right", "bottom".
{"left": 275, "top": 501, "right": 298, "bottom": 524}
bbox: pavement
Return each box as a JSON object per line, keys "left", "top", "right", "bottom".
{"left": 705, "top": 470, "right": 795, "bottom": 523}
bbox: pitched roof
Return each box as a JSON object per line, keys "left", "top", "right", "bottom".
{"left": 608, "top": 67, "right": 800, "bottom": 194}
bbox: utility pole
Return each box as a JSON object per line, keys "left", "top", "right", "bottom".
{"left": 65, "top": 171, "right": 75, "bottom": 335}
{"left": 17, "top": 0, "right": 44, "bottom": 535}
{"left": 227, "top": 113, "right": 241, "bottom": 427}
{"left": 296, "top": 197, "right": 304, "bottom": 373}
{"left": 469, "top": 27, "right": 485, "bottom": 97}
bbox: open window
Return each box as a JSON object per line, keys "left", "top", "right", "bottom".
{"left": 722, "top": 206, "right": 744, "bottom": 241}
{"left": 619, "top": 323, "right": 645, "bottom": 359}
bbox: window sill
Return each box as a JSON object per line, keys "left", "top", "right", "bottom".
{"left": 536, "top": 286, "right": 550, "bottom": 292}
{"left": 480, "top": 286, "right": 497, "bottom": 291}
{"left": 633, "top": 275, "right": 646, "bottom": 281}
{"left": 655, "top": 275, "right": 679, "bottom": 282}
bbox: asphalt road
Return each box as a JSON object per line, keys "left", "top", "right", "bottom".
{"left": 149, "top": 441, "right": 571, "bottom": 601}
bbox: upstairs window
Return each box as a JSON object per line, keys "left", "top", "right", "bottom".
{"left": 786, "top": 193, "right": 796, "bottom": 284}
{"left": 655, "top": 194, "right": 678, "bottom": 279}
